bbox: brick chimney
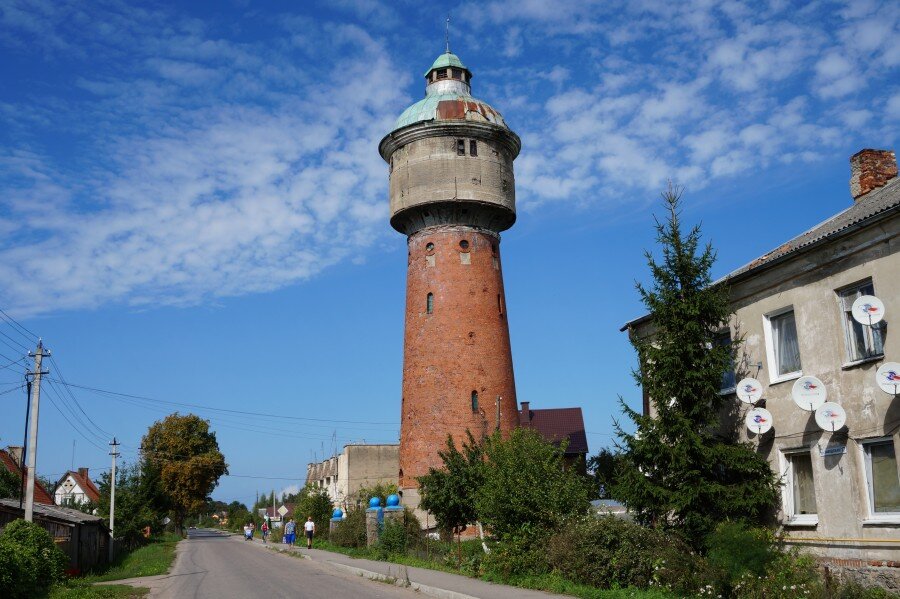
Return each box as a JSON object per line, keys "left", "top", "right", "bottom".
{"left": 519, "top": 401, "right": 531, "bottom": 426}
{"left": 7, "top": 446, "right": 23, "bottom": 466}
{"left": 850, "top": 149, "right": 897, "bottom": 200}
{"left": 78, "top": 467, "right": 89, "bottom": 479}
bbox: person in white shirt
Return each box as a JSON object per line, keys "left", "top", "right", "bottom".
{"left": 304, "top": 516, "right": 315, "bottom": 549}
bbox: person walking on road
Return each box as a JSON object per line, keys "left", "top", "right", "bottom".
{"left": 284, "top": 518, "right": 296, "bottom": 546}
{"left": 304, "top": 516, "right": 315, "bottom": 549}
{"left": 243, "top": 523, "right": 252, "bottom": 541}
{"left": 261, "top": 521, "right": 269, "bottom": 543}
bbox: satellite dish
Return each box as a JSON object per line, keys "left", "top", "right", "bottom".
{"left": 792, "top": 375, "right": 827, "bottom": 411}
{"left": 875, "top": 362, "right": 900, "bottom": 395}
{"left": 745, "top": 407, "right": 773, "bottom": 435}
{"left": 815, "top": 402, "right": 847, "bottom": 432}
{"left": 736, "top": 378, "right": 763, "bottom": 404}
{"left": 851, "top": 295, "right": 885, "bottom": 325}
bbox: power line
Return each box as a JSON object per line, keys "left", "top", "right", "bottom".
{"left": 0, "top": 383, "right": 25, "bottom": 397}
{"left": 0, "top": 309, "right": 39, "bottom": 343}
{"left": 48, "top": 356, "right": 111, "bottom": 438}
{"left": 43, "top": 385, "right": 108, "bottom": 453}
{"left": 43, "top": 381, "right": 109, "bottom": 448}
{"left": 48, "top": 378, "right": 400, "bottom": 426}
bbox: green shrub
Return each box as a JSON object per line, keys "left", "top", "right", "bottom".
{"left": 546, "top": 516, "right": 709, "bottom": 594}
{"left": 0, "top": 520, "right": 68, "bottom": 598}
{"left": 330, "top": 508, "right": 367, "bottom": 548}
{"left": 483, "top": 526, "right": 551, "bottom": 579}
{"left": 706, "top": 522, "right": 779, "bottom": 588}
{"left": 729, "top": 550, "right": 822, "bottom": 598}
{"left": 376, "top": 519, "right": 407, "bottom": 557}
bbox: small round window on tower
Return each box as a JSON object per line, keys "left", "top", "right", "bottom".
{"left": 425, "top": 242, "right": 434, "bottom": 252}
{"left": 459, "top": 240, "right": 470, "bottom": 250}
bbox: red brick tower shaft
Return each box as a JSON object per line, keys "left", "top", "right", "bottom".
{"left": 400, "top": 227, "right": 518, "bottom": 489}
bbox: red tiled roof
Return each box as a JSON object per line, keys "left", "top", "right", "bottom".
{"left": 520, "top": 407, "right": 589, "bottom": 455}
{"left": 0, "top": 449, "right": 55, "bottom": 505}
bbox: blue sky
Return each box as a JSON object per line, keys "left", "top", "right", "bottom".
{"left": 0, "top": 0, "right": 897, "bottom": 507}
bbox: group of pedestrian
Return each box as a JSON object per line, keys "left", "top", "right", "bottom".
{"left": 242, "top": 517, "right": 315, "bottom": 549}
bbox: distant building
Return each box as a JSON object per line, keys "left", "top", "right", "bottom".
{"left": 518, "top": 402, "right": 589, "bottom": 472}
{"left": 306, "top": 444, "right": 399, "bottom": 510}
{"left": 0, "top": 446, "right": 54, "bottom": 505}
{"left": 54, "top": 468, "right": 100, "bottom": 507}
{"left": 623, "top": 149, "right": 899, "bottom": 566}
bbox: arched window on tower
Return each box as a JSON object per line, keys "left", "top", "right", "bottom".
{"left": 471, "top": 390, "right": 479, "bottom": 412}
{"left": 426, "top": 293, "right": 434, "bottom": 314}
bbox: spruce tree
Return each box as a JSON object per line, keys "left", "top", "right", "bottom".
{"left": 613, "top": 186, "right": 779, "bottom": 549}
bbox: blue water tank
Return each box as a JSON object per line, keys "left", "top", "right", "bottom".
{"left": 368, "top": 497, "right": 381, "bottom": 508}
{"left": 332, "top": 508, "right": 343, "bottom": 519}
{"left": 386, "top": 494, "right": 400, "bottom": 507}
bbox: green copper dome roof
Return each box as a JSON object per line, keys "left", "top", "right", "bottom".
{"left": 424, "top": 52, "right": 468, "bottom": 76}
{"left": 391, "top": 52, "right": 508, "bottom": 132}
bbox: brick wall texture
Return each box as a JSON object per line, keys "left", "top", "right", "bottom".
{"left": 399, "top": 225, "right": 518, "bottom": 489}
{"left": 850, "top": 149, "right": 897, "bottom": 199}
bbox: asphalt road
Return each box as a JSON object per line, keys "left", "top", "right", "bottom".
{"left": 152, "top": 529, "right": 418, "bottom": 598}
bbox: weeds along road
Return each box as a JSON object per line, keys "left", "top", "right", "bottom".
{"left": 152, "top": 529, "right": 418, "bottom": 599}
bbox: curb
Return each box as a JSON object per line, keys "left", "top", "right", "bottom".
{"left": 325, "top": 560, "right": 480, "bottom": 599}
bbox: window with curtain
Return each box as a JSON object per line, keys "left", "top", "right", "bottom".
{"left": 770, "top": 309, "right": 801, "bottom": 376}
{"left": 839, "top": 280, "right": 885, "bottom": 362}
{"left": 865, "top": 440, "right": 900, "bottom": 514}
{"left": 786, "top": 451, "right": 817, "bottom": 519}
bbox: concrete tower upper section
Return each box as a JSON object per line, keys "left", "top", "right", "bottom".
{"left": 378, "top": 52, "right": 521, "bottom": 236}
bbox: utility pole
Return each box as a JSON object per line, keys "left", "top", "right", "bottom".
{"left": 24, "top": 340, "right": 50, "bottom": 522}
{"left": 109, "top": 437, "right": 120, "bottom": 562}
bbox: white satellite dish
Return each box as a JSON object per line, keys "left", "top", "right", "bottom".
{"left": 735, "top": 377, "right": 763, "bottom": 404}
{"left": 875, "top": 362, "right": 900, "bottom": 395}
{"left": 792, "top": 375, "right": 827, "bottom": 411}
{"left": 815, "top": 402, "right": 847, "bottom": 432}
{"left": 851, "top": 295, "right": 885, "bottom": 325}
{"left": 745, "top": 407, "right": 773, "bottom": 435}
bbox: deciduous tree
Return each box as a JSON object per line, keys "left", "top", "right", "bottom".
{"left": 141, "top": 413, "right": 228, "bottom": 534}
{"left": 418, "top": 431, "right": 483, "bottom": 540}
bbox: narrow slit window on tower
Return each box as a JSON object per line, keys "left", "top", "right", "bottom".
{"left": 426, "top": 293, "right": 434, "bottom": 314}
{"left": 497, "top": 294, "right": 503, "bottom": 315}
{"left": 457, "top": 139, "right": 465, "bottom": 156}
{"left": 470, "top": 140, "right": 477, "bottom": 156}
{"left": 471, "top": 390, "right": 478, "bottom": 412}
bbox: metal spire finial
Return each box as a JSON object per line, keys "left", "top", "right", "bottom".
{"left": 445, "top": 15, "right": 451, "bottom": 53}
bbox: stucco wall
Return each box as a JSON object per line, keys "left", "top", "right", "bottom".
{"left": 726, "top": 213, "right": 900, "bottom": 561}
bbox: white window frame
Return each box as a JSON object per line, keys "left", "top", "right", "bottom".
{"left": 860, "top": 437, "right": 900, "bottom": 526}
{"left": 763, "top": 306, "right": 802, "bottom": 384}
{"left": 836, "top": 279, "right": 885, "bottom": 367}
{"left": 781, "top": 447, "right": 818, "bottom": 526}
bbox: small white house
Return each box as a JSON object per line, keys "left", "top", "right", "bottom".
{"left": 54, "top": 468, "right": 100, "bottom": 507}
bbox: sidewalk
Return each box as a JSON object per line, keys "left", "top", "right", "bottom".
{"left": 242, "top": 535, "right": 570, "bottom": 599}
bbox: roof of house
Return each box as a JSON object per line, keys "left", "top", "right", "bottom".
{"left": 621, "top": 175, "right": 900, "bottom": 332}
{"left": 0, "top": 449, "right": 55, "bottom": 505}
{"left": 725, "top": 175, "right": 900, "bottom": 280}
{"left": 0, "top": 498, "right": 104, "bottom": 525}
{"left": 521, "top": 407, "right": 589, "bottom": 455}
{"left": 56, "top": 470, "right": 101, "bottom": 503}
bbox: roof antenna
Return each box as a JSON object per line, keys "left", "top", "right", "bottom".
{"left": 445, "top": 14, "right": 451, "bottom": 53}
